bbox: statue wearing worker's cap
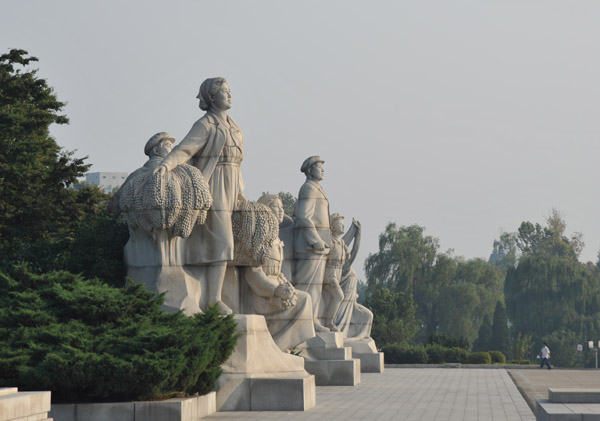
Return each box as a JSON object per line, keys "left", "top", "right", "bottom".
{"left": 292, "top": 155, "right": 333, "bottom": 332}
{"left": 108, "top": 132, "right": 175, "bottom": 216}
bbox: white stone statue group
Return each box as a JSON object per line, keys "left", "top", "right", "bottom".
{"left": 112, "top": 77, "right": 373, "bottom": 354}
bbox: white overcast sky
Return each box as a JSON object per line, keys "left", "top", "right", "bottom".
{"left": 2, "top": 1, "right": 599, "bottom": 279}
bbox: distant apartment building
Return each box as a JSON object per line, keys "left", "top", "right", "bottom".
{"left": 86, "top": 172, "right": 129, "bottom": 193}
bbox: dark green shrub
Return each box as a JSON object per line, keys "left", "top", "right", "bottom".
{"left": 0, "top": 267, "right": 238, "bottom": 403}
{"left": 382, "top": 344, "right": 428, "bottom": 364}
{"left": 443, "top": 347, "right": 468, "bottom": 363}
{"left": 488, "top": 351, "right": 506, "bottom": 364}
{"left": 426, "top": 333, "right": 470, "bottom": 350}
{"left": 468, "top": 352, "right": 492, "bottom": 364}
{"left": 508, "top": 359, "right": 532, "bottom": 365}
{"left": 426, "top": 345, "right": 446, "bottom": 364}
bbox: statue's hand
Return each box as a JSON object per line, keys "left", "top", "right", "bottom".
{"left": 311, "top": 239, "right": 328, "bottom": 251}
{"left": 274, "top": 284, "right": 294, "bottom": 300}
{"left": 352, "top": 218, "right": 361, "bottom": 229}
{"left": 237, "top": 192, "right": 248, "bottom": 205}
{"left": 153, "top": 165, "right": 168, "bottom": 176}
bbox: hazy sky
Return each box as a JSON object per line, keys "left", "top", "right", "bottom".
{"left": 2, "top": 1, "right": 599, "bottom": 278}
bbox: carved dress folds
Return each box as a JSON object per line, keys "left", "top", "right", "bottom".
{"left": 244, "top": 239, "right": 315, "bottom": 351}
{"left": 161, "top": 112, "right": 244, "bottom": 264}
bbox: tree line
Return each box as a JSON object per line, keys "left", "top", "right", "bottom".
{"left": 363, "top": 210, "right": 600, "bottom": 367}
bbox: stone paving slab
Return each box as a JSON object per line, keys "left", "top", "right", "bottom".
{"left": 509, "top": 369, "right": 600, "bottom": 415}
{"left": 204, "top": 368, "right": 535, "bottom": 420}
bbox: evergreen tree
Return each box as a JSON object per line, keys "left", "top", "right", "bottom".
{"left": 472, "top": 314, "right": 493, "bottom": 352}
{"left": 0, "top": 49, "right": 127, "bottom": 282}
{"left": 490, "top": 301, "right": 511, "bottom": 359}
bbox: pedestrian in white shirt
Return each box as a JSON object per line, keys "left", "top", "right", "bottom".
{"left": 539, "top": 342, "right": 551, "bottom": 369}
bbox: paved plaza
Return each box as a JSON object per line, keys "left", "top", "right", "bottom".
{"left": 508, "top": 368, "right": 600, "bottom": 413}
{"left": 205, "top": 368, "right": 535, "bottom": 420}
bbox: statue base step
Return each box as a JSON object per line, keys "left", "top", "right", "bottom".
{"left": 304, "top": 359, "right": 360, "bottom": 386}
{"left": 303, "top": 332, "right": 361, "bottom": 386}
{"left": 345, "top": 339, "right": 385, "bottom": 373}
{"left": 216, "top": 315, "right": 316, "bottom": 411}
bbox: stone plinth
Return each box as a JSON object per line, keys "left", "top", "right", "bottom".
{"left": 49, "top": 393, "right": 216, "bottom": 421}
{"left": 303, "top": 332, "right": 361, "bottom": 386}
{"left": 216, "top": 315, "right": 316, "bottom": 411}
{"left": 536, "top": 387, "right": 600, "bottom": 420}
{"left": 345, "top": 338, "right": 384, "bottom": 373}
{"left": 0, "top": 387, "right": 52, "bottom": 421}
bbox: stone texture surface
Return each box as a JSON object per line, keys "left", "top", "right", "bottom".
{"left": 508, "top": 369, "right": 600, "bottom": 415}
{"left": 353, "top": 351, "right": 384, "bottom": 373}
{"left": 304, "top": 359, "right": 360, "bottom": 386}
{"left": 550, "top": 389, "right": 600, "bottom": 404}
{"left": 203, "top": 368, "right": 535, "bottom": 420}
{"left": 216, "top": 315, "right": 316, "bottom": 411}
{"left": 0, "top": 389, "right": 51, "bottom": 421}
{"left": 50, "top": 393, "right": 216, "bottom": 421}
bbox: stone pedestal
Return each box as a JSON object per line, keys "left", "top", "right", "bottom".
{"left": 537, "top": 388, "right": 600, "bottom": 420}
{"left": 303, "top": 332, "right": 361, "bottom": 386}
{"left": 0, "top": 387, "right": 52, "bottom": 421}
{"left": 216, "top": 315, "right": 316, "bottom": 411}
{"left": 344, "top": 338, "right": 384, "bottom": 373}
{"left": 50, "top": 393, "right": 216, "bottom": 421}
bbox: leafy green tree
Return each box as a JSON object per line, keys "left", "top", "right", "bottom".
{"left": 489, "top": 231, "right": 520, "bottom": 270}
{"left": 277, "top": 191, "right": 296, "bottom": 216}
{"left": 365, "top": 223, "right": 504, "bottom": 343}
{"left": 0, "top": 49, "right": 127, "bottom": 283}
{"left": 365, "top": 223, "right": 438, "bottom": 295}
{"left": 472, "top": 314, "right": 492, "bottom": 352}
{"left": 363, "top": 287, "right": 419, "bottom": 347}
{"left": 490, "top": 301, "right": 511, "bottom": 359}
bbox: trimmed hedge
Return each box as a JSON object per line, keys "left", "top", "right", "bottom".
{"left": 0, "top": 267, "right": 239, "bottom": 403}
{"left": 426, "top": 346, "right": 446, "bottom": 364}
{"left": 384, "top": 343, "right": 502, "bottom": 365}
{"left": 444, "top": 347, "right": 468, "bottom": 363}
{"left": 382, "top": 344, "right": 428, "bottom": 364}
{"left": 468, "top": 352, "right": 492, "bottom": 364}
{"left": 488, "top": 351, "right": 506, "bottom": 364}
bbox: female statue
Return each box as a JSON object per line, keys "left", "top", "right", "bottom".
{"left": 155, "top": 77, "right": 245, "bottom": 314}
{"left": 241, "top": 194, "right": 315, "bottom": 351}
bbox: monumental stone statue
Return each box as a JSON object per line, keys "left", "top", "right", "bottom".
{"left": 332, "top": 217, "right": 374, "bottom": 340}
{"left": 237, "top": 194, "right": 315, "bottom": 351}
{"left": 292, "top": 156, "right": 332, "bottom": 332}
{"left": 154, "top": 77, "right": 246, "bottom": 315}
{"left": 320, "top": 212, "right": 346, "bottom": 331}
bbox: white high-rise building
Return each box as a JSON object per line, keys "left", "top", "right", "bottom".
{"left": 86, "top": 172, "right": 128, "bottom": 193}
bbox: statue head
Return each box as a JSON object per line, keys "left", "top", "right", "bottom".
{"left": 300, "top": 156, "right": 325, "bottom": 181}
{"left": 258, "top": 193, "right": 284, "bottom": 224}
{"left": 144, "top": 132, "right": 175, "bottom": 158}
{"left": 330, "top": 213, "right": 344, "bottom": 235}
{"left": 197, "top": 77, "right": 230, "bottom": 112}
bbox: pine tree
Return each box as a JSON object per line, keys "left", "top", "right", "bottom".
{"left": 490, "top": 301, "right": 511, "bottom": 359}
{"left": 472, "top": 314, "right": 493, "bottom": 351}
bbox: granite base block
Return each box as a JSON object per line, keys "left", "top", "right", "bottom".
{"left": 550, "top": 389, "right": 600, "bottom": 404}
{"left": 49, "top": 393, "right": 216, "bottom": 421}
{"left": 304, "top": 358, "right": 360, "bottom": 386}
{"left": 0, "top": 389, "right": 51, "bottom": 421}
{"left": 217, "top": 375, "right": 316, "bottom": 411}
{"left": 354, "top": 352, "right": 384, "bottom": 373}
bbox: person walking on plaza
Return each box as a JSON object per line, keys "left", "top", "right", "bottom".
{"left": 539, "top": 342, "right": 551, "bottom": 369}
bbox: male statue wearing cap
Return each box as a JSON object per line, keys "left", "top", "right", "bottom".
{"left": 292, "top": 156, "right": 332, "bottom": 332}
{"left": 154, "top": 77, "right": 246, "bottom": 315}
{"left": 108, "top": 132, "right": 174, "bottom": 216}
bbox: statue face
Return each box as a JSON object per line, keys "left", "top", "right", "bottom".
{"left": 309, "top": 162, "right": 324, "bottom": 181}
{"left": 332, "top": 218, "right": 344, "bottom": 235}
{"left": 269, "top": 199, "right": 284, "bottom": 224}
{"left": 156, "top": 140, "right": 173, "bottom": 158}
{"left": 212, "top": 81, "right": 232, "bottom": 111}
